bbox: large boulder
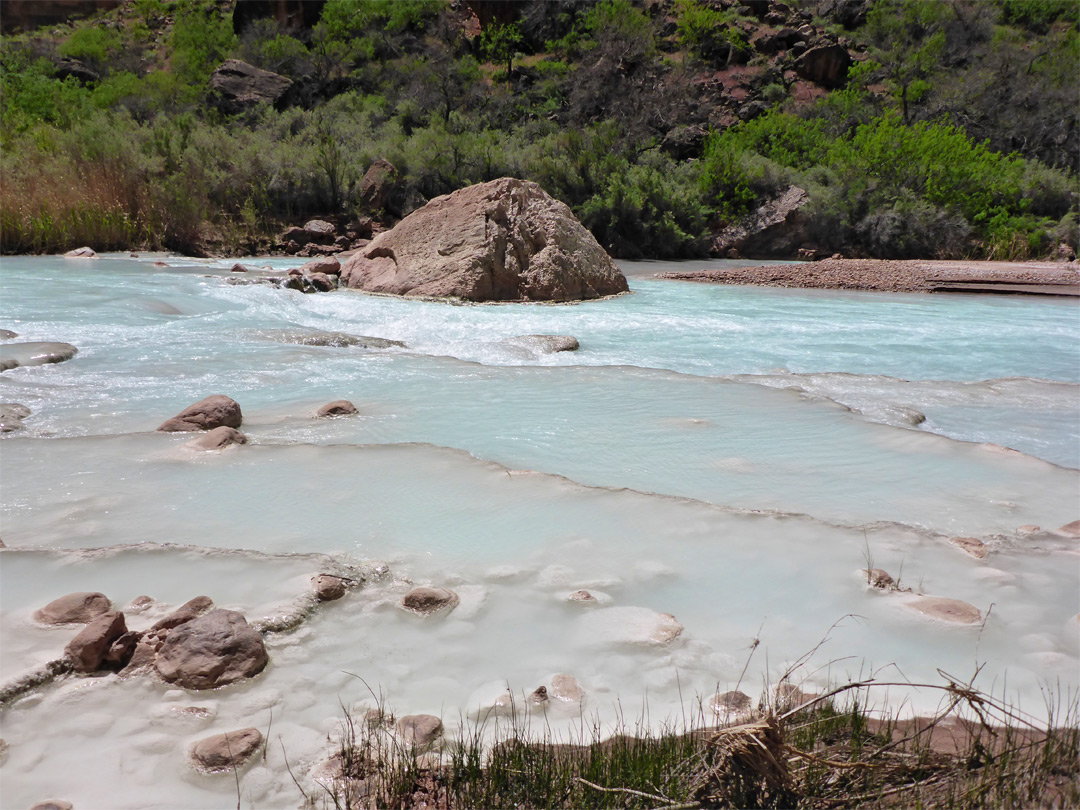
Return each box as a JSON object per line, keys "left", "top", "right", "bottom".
{"left": 339, "top": 178, "right": 629, "bottom": 302}
{"left": 157, "top": 395, "right": 242, "bottom": 432}
{"left": 358, "top": 158, "right": 401, "bottom": 213}
{"left": 154, "top": 609, "right": 268, "bottom": 690}
{"left": 64, "top": 610, "right": 127, "bottom": 672}
{"left": 35, "top": 592, "right": 111, "bottom": 625}
{"left": 208, "top": 59, "right": 292, "bottom": 114}
{"left": 711, "top": 186, "right": 811, "bottom": 258}
{"left": 794, "top": 44, "right": 853, "bottom": 89}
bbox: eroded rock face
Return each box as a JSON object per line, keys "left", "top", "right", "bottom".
{"left": 157, "top": 395, "right": 243, "bottom": 432}
{"left": 402, "top": 587, "right": 459, "bottom": 615}
{"left": 155, "top": 609, "right": 268, "bottom": 690}
{"left": 35, "top": 592, "right": 111, "bottom": 625}
{"left": 64, "top": 610, "right": 127, "bottom": 672}
{"left": 190, "top": 727, "right": 263, "bottom": 772}
{"left": 208, "top": 59, "right": 292, "bottom": 114}
{"left": 316, "top": 400, "right": 358, "bottom": 418}
{"left": 340, "top": 178, "right": 628, "bottom": 302}
{"left": 184, "top": 426, "right": 248, "bottom": 451}
{"left": 396, "top": 714, "right": 443, "bottom": 746}
{"left": 711, "top": 186, "right": 810, "bottom": 258}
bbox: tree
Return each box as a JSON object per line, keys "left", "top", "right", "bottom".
{"left": 865, "top": 0, "right": 948, "bottom": 124}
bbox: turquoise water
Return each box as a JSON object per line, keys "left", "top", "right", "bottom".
{"left": 1, "top": 253, "right": 1077, "bottom": 809}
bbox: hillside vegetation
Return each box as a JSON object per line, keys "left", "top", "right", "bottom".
{"left": 1, "top": 0, "right": 1077, "bottom": 260}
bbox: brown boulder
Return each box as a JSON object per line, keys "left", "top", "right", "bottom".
{"left": 316, "top": 400, "right": 358, "bottom": 418}
{"left": 65, "top": 610, "right": 126, "bottom": 672}
{"left": 155, "top": 609, "right": 268, "bottom": 690}
{"left": 157, "top": 395, "right": 242, "bottom": 432}
{"left": 864, "top": 568, "right": 895, "bottom": 589}
{"left": 299, "top": 256, "right": 341, "bottom": 276}
{"left": 312, "top": 574, "right": 347, "bottom": 601}
{"left": 34, "top": 592, "right": 111, "bottom": 625}
{"left": 794, "top": 44, "right": 853, "bottom": 88}
{"left": 208, "top": 59, "right": 292, "bottom": 114}
{"left": 184, "top": 426, "right": 248, "bottom": 451}
{"left": 359, "top": 158, "right": 401, "bottom": 213}
{"left": 905, "top": 596, "right": 982, "bottom": 625}
{"left": 395, "top": 714, "right": 443, "bottom": 745}
{"left": 402, "top": 587, "right": 459, "bottom": 615}
{"left": 190, "top": 727, "right": 263, "bottom": 772}
{"left": 151, "top": 596, "right": 215, "bottom": 634}
{"left": 305, "top": 271, "right": 337, "bottom": 292}
{"left": 303, "top": 220, "right": 336, "bottom": 243}
{"left": 339, "top": 178, "right": 628, "bottom": 302}
{"left": 711, "top": 186, "right": 810, "bottom": 258}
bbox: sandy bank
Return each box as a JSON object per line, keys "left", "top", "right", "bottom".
{"left": 658, "top": 258, "right": 1080, "bottom": 296}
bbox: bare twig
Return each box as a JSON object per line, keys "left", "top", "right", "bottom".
{"left": 575, "top": 776, "right": 672, "bottom": 804}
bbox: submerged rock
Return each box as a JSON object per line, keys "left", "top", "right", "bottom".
{"left": 65, "top": 610, "right": 127, "bottom": 673}
{"left": 578, "top": 606, "right": 684, "bottom": 646}
{"left": 34, "top": 592, "right": 111, "bottom": 625}
{"left": 184, "top": 426, "right": 248, "bottom": 451}
{"left": 340, "top": 177, "right": 628, "bottom": 302}
{"left": 903, "top": 596, "right": 982, "bottom": 625}
{"left": 509, "top": 334, "right": 580, "bottom": 353}
{"left": 63, "top": 246, "right": 97, "bottom": 258}
{"left": 402, "top": 587, "right": 459, "bottom": 615}
{"left": 157, "top": 395, "right": 243, "bottom": 432}
{"left": 155, "top": 609, "right": 268, "bottom": 690}
{"left": 948, "top": 536, "right": 988, "bottom": 559}
{"left": 190, "top": 727, "right": 263, "bottom": 772}
{"left": 267, "top": 330, "right": 405, "bottom": 349}
{"left": 0, "top": 341, "right": 78, "bottom": 372}
{"left": 567, "top": 589, "right": 597, "bottom": 603}
{"left": 316, "top": 400, "right": 358, "bottom": 418}
{"left": 0, "top": 329, "right": 17, "bottom": 338}
{"left": 0, "top": 402, "right": 31, "bottom": 432}
{"left": 548, "top": 673, "right": 584, "bottom": 705}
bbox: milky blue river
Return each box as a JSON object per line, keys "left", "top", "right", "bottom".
{"left": 1, "top": 253, "right": 1077, "bottom": 809}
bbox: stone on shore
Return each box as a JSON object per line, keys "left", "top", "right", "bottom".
{"left": 402, "top": 587, "right": 459, "bottom": 615}
{"left": 64, "top": 246, "right": 97, "bottom": 258}
{"left": 157, "top": 395, "right": 242, "bottom": 432}
{"left": 35, "top": 592, "right": 111, "bottom": 625}
{"left": 155, "top": 609, "right": 268, "bottom": 690}
{"left": 184, "top": 426, "right": 248, "bottom": 451}
{"left": 339, "top": 177, "right": 628, "bottom": 302}
{"left": 312, "top": 574, "right": 347, "bottom": 601}
{"left": 709, "top": 690, "right": 754, "bottom": 721}
{"left": 0, "top": 341, "right": 78, "bottom": 372}
{"left": 316, "top": 400, "right": 358, "bottom": 418}
{"left": 395, "top": 714, "right": 443, "bottom": 746}
{"left": 65, "top": 610, "right": 127, "bottom": 673}
{"left": 190, "top": 727, "right": 263, "bottom": 772}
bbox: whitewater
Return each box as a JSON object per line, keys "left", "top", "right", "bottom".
{"left": 1, "top": 253, "right": 1077, "bottom": 809}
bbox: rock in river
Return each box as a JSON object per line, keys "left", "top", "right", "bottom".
{"left": 339, "top": 177, "right": 628, "bottom": 302}
{"left": 157, "top": 395, "right": 243, "bottom": 432}
{"left": 35, "top": 592, "right": 112, "bottom": 625}
{"left": 190, "top": 727, "right": 263, "bottom": 772}
{"left": 0, "top": 341, "right": 78, "bottom": 372}
{"left": 155, "top": 609, "right": 268, "bottom": 690}
{"left": 402, "top": 587, "right": 459, "bottom": 615}
{"left": 65, "top": 610, "right": 127, "bottom": 673}
{"left": 315, "top": 400, "right": 358, "bottom": 418}
{"left": 184, "top": 426, "right": 248, "bottom": 451}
